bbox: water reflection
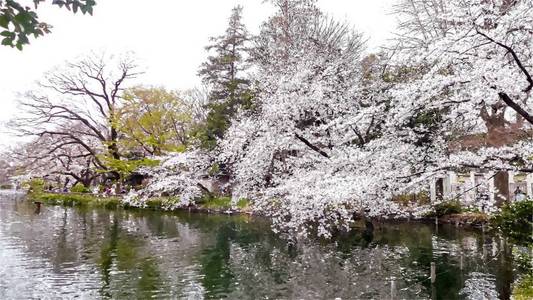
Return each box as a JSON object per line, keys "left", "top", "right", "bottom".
{"left": 0, "top": 191, "right": 519, "bottom": 299}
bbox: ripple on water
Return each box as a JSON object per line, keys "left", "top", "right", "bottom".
{"left": 460, "top": 272, "right": 499, "bottom": 300}
{"left": 0, "top": 194, "right": 521, "bottom": 299}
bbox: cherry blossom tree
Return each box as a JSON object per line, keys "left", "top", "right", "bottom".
{"left": 124, "top": 150, "right": 211, "bottom": 208}
{"left": 216, "top": 0, "right": 533, "bottom": 236}
{"left": 218, "top": 0, "right": 393, "bottom": 236}
{"left": 391, "top": 0, "right": 532, "bottom": 145}
{"left": 127, "top": 0, "right": 533, "bottom": 238}
{"left": 389, "top": 0, "right": 533, "bottom": 205}
{"left": 10, "top": 126, "right": 100, "bottom": 188}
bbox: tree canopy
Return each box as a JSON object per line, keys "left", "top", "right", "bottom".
{"left": 195, "top": 5, "right": 253, "bottom": 149}
{"left": 119, "top": 86, "right": 193, "bottom": 156}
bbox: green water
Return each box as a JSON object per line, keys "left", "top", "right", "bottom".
{"left": 0, "top": 191, "right": 520, "bottom": 299}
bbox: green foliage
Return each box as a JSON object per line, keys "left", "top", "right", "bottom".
{"left": 462, "top": 206, "right": 482, "bottom": 213}
{"left": 0, "top": 0, "right": 95, "bottom": 49}
{"left": 37, "top": 192, "right": 247, "bottom": 213}
{"left": 119, "top": 87, "right": 192, "bottom": 155}
{"left": 413, "top": 109, "right": 442, "bottom": 128}
{"left": 193, "top": 90, "right": 254, "bottom": 149}
{"left": 0, "top": 183, "right": 12, "bottom": 189}
{"left": 235, "top": 198, "right": 250, "bottom": 209}
{"left": 426, "top": 200, "right": 462, "bottom": 217}
{"left": 36, "top": 192, "right": 121, "bottom": 209}
{"left": 100, "top": 157, "right": 160, "bottom": 180}
{"left": 143, "top": 197, "right": 180, "bottom": 210}
{"left": 208, "top": 163, "right": 220, "bottom": 177}
{"left": 408, "top": 109, "right": 443, "bottom": 146}
{"left": 23, "top": 178, "right": 44, "bottom": 195}
{"left": 513, "top": 247, "right": 533, "bottom": 274}
{"left": 168, "top": 144, "right": 187, "bottom": 153}
{"left": 196, "top": 5, "right": 253, "bottom": 149}
{"left": 512, "top": 273, "right": 533, "bottom": 300}
{"left": 435, "top": 200, "right": 462, "bottom": 216}
{"left": 198, "top": 196, "right": 249, "bottom": 210}
{"left": 199, "top": 196, "right": 232, "bottom": 209}
{"left": 492, "top": 200, "right": 533, "bottom": 246}
{"left": 70, "top": 182, "right": 90, "bottom": 193}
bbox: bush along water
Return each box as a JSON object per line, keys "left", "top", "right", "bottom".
{"left": 70, "top": 183, "right": 91, "bottom": 194}
{"left": 433, "top": 200, "right": 462, "bottom": 217}
{"left": 23, "top": 178, "right": 45, "bottom": 196}
{"left": 492, "top": 200, "right": 533, "bottom": 246}
{"left": 491, "top": 200, "right": 533, "bottom": 299}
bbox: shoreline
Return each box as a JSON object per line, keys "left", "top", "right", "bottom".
{"left": 28, "top": 191, "right": 491, "bottom": 230}
{"left": 30, "top": 191, "right": 254, "bottom": 216}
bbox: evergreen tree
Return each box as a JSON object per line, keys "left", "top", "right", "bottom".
{"left": 196, "top": 5, "right": 252, "bottom": 149}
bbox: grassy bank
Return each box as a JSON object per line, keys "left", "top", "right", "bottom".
{"left": 31, "top": 192, "right": 251, "bottom": 214}
{"left": 33, "top": 192, "right": 122, "bottom": 209}
{"left": 130, "top": 195, "right": 250, "bottom": 213}
{"left": 512, "top": 274, "right": 533, "bottom": 300}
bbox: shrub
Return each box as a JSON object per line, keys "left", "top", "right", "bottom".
{"left": 492, "top": 200, "right": 533, "bottom": 246}
{"left": 200, "top": 196, "right": 232, "bottom": 209}
{"left": 425, "top": 200, "right": 462, "bottom": 217}
{"left": 70, "top": 183, "right": 91, "bottom": 193}
{"left": 144, "top": 197, "right": 180, "bottom": 210}
{"left": 513, "top": 247, "right": 532, "bottom": 274}
{"left": 512, "top": 274, "right": 533, "bottom": 300}
{"left": 0, "top": 184, "right": 12, "bottom": 190}
{"left": 208, "top": 163, "right": 220, "bottom": 177}
{"left": 236, "top": 198, "right": 250, "bottom": 209}
{"left": 200, "top": 197, "right": 250, "bottom": 210}
{"left": 37, "top": 193, "right": 121, "bottom": 209}
{"left": 23, "top": 178, "right": 45, "bottom": 195}
{"left": 393, "top": 192, "right": 431, "bottom": 206}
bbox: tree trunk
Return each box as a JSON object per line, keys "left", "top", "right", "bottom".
{"left": 435, "top": 178, "right": 444, "bottom": 200}
{"left": 481, "top": 104, "right": 511, "bottom": 206}
{"left": 494, "top": 171, "right": 510, "bottom": 207}
{"left": 109, "top": 127, "right": 120, "bottom": 160}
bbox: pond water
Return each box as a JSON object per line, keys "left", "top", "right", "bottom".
{"left": 0, "top": 191, "right": 520, "bottom": 299}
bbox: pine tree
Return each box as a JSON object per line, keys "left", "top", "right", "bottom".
{"left": 196, "top": 6, "right": 252, "bottom": 149}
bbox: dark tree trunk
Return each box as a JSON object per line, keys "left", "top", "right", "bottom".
{"left": 494, "top": 171, "right": 510, "bottom": 207}
{"left": 436, "top": 178, "right": 444, "bottom": 200}
{"left": 481, "top": 104, "right": 511, "bottom": 206}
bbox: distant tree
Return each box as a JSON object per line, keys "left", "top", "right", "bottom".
{"left": 0, "top": 155, "right": 13, "bottom": 185}
{"left": 0, "top": 0, "right": 95, "bottom": 49}
{"left": 118, "top": 86, "right": 193, "bottom": 156}
{"left": 181, "top": 86, "right": 210, "bottom": 123}
{"left": 10, "top": 53, "right": 140, "bottom": 180}
{"left": 11, "top": 128, "right": 99, "bottom": 188}
{"left": 196, "top": 5, "right": 253, "bottom": 149}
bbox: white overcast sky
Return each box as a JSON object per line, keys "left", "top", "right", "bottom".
{"left": 0, "top": 0, "right": 397, "bottom": 147}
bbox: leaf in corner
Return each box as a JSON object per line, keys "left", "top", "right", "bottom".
{"left": 0, "top": 15, "right": 9, "bottom": 29}
{"left": 1, "top": 37, "right": 12, "bottom": 46}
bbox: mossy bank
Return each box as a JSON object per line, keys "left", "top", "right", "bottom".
{"left": 31, "top": 192, "right": 251, "bottom": 214}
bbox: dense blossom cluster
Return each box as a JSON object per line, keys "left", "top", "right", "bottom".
{"left": 124, "top": 151, "right": 210, "bottom": 208}
{"left": 390, "top": 0, "right": 533, "bottom": 135}
{"left": 130, "top": 0, "right": 533, "bottom": 237}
